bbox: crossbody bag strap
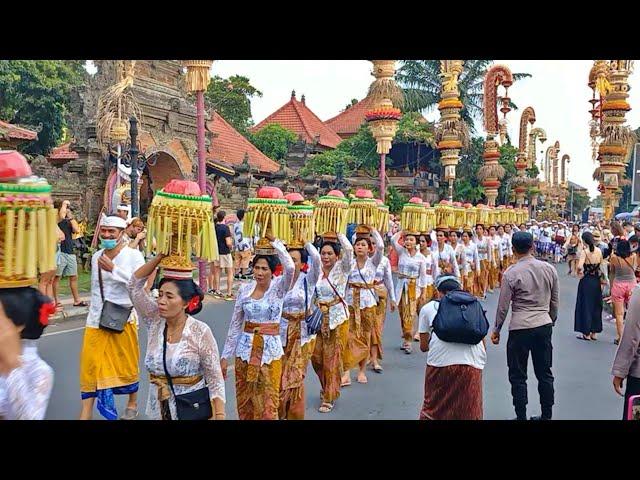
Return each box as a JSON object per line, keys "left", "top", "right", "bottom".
{"left": 98, "top": 255, "right": 105, "bottom": 302}
{"left": 162, "top": 323, "right": 177, "bottom": 401}
{"left": 304, "top": 276, "right": 308, "bottom": 314}
{"left": 326, "top": 276, "right": 348, "bottom": 316}
{"left": 356, "top": 262, "right": 378, "bottom": 300}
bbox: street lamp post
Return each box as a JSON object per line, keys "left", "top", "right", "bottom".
{"left": 129, "top": 116, "right": 140, "bottom": 218}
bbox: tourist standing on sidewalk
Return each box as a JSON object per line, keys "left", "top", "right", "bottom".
{"left": 52, "top": 200, "right": 87, "bottom": 309}
{"left": 612, "top": 284, "right": 640, "bottom": 419}
{"left": 491, "top": 231, "right": 558, "bottom": 420}
{"left": 128, "top": 253, "right": 226, "bottom": 420}
{"left": 79, "top": 216, "right": 145, "bottom": 420}
{"left": 233, "top": 209, "right": 252, "bottom": 280}
{"left": 310, "top": 233, "right": 352, "bottom": 413}
{"left": 221, "top": 235, "right": 295, "bottom": 420}
{"left": 574, "top": 232, "right": 604, "bottom": 341}
{"left": 209, "top": 210, "right": 234, "bottom": 301}
{"left": 608, "top": 239, "right": 637, "bottom": 345}
{"left": 391, "top": 230, "right": 430, "bottom": 354}
{"left": 278, "top": 241, "right": 321, "bottom": 419}
{"left": 0, "top": 288, "right": 55, "bottom": 420}
{"left": 418, "top": 275, "right": 487, "bottom": 420}
{"left": 342, "top": 227, "right": 384, "bottom": 387}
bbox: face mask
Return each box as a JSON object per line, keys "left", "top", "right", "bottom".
{"left": 100, "top": 237, "right": 119, "bottom": 250}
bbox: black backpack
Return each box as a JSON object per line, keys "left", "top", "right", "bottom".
{"left": 432, "top": 290, "right": 489, "bottom": 345}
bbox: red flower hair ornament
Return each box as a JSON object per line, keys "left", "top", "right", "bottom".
{"left": 273, "top": 264, "right": 283, "bottom": 277}
{"left": 39, "top": 302, "right": 56, "bottom": 326}
{"left": 186, "top": 295, "right": 201, "bottom": 313}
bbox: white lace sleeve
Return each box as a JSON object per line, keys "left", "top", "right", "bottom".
{"left": 221, "top": 283, "right": 248, "bottom": 359}
{"left": 128, "top": 274, "right": 159, "bottom": 329}
{"left": 391, "top": 231, "right": 402, "bottom": 253}
{"left": 418, "top": 255, "right": 428, "bottom": 292}
{"left": 305, "top": 242, "right": 321, "bottom": 288}
{"left": 338, "top": 233, "right": 354, "bottom": 273}
{"left": 371, "top": 229, "right": 384, "bottom": 268}
{"left": 272, "top": 239, "right": 295, "bottom": 296}
{"left": 383, "top": 260, "right": 396, "bottom": 304}
{"left": 451, "top": 246, "right": 461, "bottom": 279}
{"left": 199, "top": 325, "right": 226, "bottom": 403}
{"left": 4, "top": 362, "right": 53, "bottom": 420}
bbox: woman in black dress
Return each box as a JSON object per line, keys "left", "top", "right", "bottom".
{"left": 574, "top": 231, "right": 604, "bottom": 341}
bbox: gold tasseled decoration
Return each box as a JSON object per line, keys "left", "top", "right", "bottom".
{"left": 183, "top": 60, "right": 214, "bottom": 93}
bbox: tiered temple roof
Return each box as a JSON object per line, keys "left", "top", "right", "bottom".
{"left": 251, "top": 91, "right": 342, "bottom": 149}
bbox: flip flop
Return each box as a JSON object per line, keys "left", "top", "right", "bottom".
{"left": 357, "top": 375, "right": 368, "bottom": 384}
{"left": 341, "top": 379, "right": 352, "bottom": 387}
{"left": 73, "top": 301, "right": 89, "bottom": 307}
{"left": 318, "top": 402, "right": 334, "bottom": 413}
{"left": 373, "top": 365, "right": 384, "bottom": 373}
{"left": 576, "top": 335, "right": 591, "bottom": 341}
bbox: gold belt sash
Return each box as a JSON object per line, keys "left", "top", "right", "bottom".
{"left": 149, "top": 373, "right": 203, "bottom": 402}
{"left": 243, "top": 321, "right": 280, "bottom": 383}
{"left": 317, "top": 296, "right": 342, "bottom": 338}
{"left": 349, "top": 281, "right": 376, "bottom": 334}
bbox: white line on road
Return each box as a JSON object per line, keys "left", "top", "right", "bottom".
{"left": 43, "top": 326, "right": 85, "bottom": 337}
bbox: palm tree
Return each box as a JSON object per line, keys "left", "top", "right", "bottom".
{"left": 396, "top": 60, "right": 531, "bottom": 135}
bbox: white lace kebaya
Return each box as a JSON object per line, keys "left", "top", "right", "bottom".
{"left": 280, "top": 242, "right": 321, "bottom": 348}
{"left": 128, "top": 275, "right": 226, "bottom": 420}
{"left": 375, "top": 256, "right": 397, "bottom": 305}
{"left": 0, "top": 340, "right": 53, "bottom": 420}
{"left": 222, "top": 239, "right": 295, "bottom": 365}
{"left": 391, "top": 232, "right": 430, "bottom": 305}
{"left": 315, "top": 233, "right": 353, "bottom": 330}
{"left": 346, "top": 229, "right": 384, "bottom": 309}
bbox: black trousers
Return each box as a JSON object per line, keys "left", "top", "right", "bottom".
{"left": 623, "top": 375, "right": 640, "bottom": 420}
{"left": 507, "top": 324, "right": 554, "bottom": 419}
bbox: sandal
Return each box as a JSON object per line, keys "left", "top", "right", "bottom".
{"left": 341, "top": 379, "right": 352, "bottom": 387}
{"left": 318, "top": 402, "right": 334, "bottom": 413}
{"left": 373, "top": 365, "right": 384, "bottom": 373}
{"left": 576, "top": 334, "right": 591, "bottom": 341}
{"left": 119, "top": 407, "right": 138, "bottom": 420}
{"left": 357, "top": 374, "right": 368, "bottom": 384}
{"left": 73, "top": 301, "right": 89, "bottom": 307}
{"left": 413, "top": 333, "right": 420, "bottom": 342}
{"left": 614, "top": 338, "right": 620, "bottom": 345}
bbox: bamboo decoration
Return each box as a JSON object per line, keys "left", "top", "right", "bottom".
{"left": 313, "top": 190, "right": 349, "bottom": 235}
{"left": 464, "top": 204, "right": 477, "bottom": 229}
{"left": 401, "top": 197, "right": 427, "bottom": 234}
{"left": 288, "top": 203, "right": 315, "bottom": 248}
{"left": 146, "top": 180, "right": 218, "bottom": 274}
{"left": 435, "top": 200, "right": 455, "bottom": 229}
{"left": 0, "top": 154, "right": 57, "bottom": 288}
{"left": 183, "top": 61, "right": 214, "bottom": 93}
{"left": 375, "top": 200, "right": 390, "bottom": 234}
{"left": 347, "top": 189, "right": 378, "bottom": 227}
{"left": 452, "top": 202, "right": 466, "bottom": 229}
{"left": 424, "top": 204, "right": 436, "bottom": 231}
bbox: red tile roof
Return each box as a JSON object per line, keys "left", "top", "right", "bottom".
{"left": 251, "top": 91, "right": 342, "bottom": 149}
{"left": 0, "top": 120, "right": 38, "bottom": 141}
{"left": 48, "top": 143, "right": 79, "bottom": 161}
{"left": 325, "top": 95, "right": 375, "bottom": 138}
{"left": 207, "top": 112, "right": 280, "bottom": 173}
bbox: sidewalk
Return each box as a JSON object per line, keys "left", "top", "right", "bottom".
{"left": 52, "top": 273, "right": 247, "bottom": 323}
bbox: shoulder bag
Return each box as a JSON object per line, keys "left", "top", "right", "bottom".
{"left": 162, "top": 323, "right": 212, "bottom": 420}
{"left": 303, "top": 277, "right": 323, "bottom": 335}
{"left": 98, "top": 257, "right": 132, "bottom": 333}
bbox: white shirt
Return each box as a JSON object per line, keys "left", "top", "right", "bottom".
{"left": 418, "top": 301, "right": 486, "bottom": 369}
{"left": 539, "top": 227, "right": 553, "bottom": 243}
{"left": 87, "top": 246, "right": 146, "bottom": 328}
{"left": 433, "top": 243, "right": 461, "bottom": 279}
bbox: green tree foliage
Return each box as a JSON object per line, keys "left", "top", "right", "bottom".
{"left": 591, "top": 195, "right": 603, "bottom": 208}
{"left": 249, "top": 124, "right": 297, "bottom": 163}
{"left": 299, "top": 124, "right": 379, "bottom": 177}
{"left": 569, "top": 189, "right": 591, "bottom": 218}
{"left": 446, "top": 137, "right": 485, "bottom": 203}
{"left": 396, "top": 60, "right": 531, "bottom": 134}
{"left": 0, "top": 60, "right": 86, "bottom": 154}
{"left": 385, "top": 185, "right": 408, "bottom": 213}
{"left": 344, "top": 98, "right": 359, "bottom": 110}
{"left": 204, "top": 75, "right": 262, "bottom": 136}
{"left": 497, "top": 142, "right": 518, "bottom": 205}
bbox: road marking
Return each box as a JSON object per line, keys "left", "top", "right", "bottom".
{"left": 43, "top": 326, "right": 85, "bottom": 337}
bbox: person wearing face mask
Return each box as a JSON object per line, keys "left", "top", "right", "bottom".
{"left": 129, "top": 253, "right": 226, "bottom": 420}
{"left": 79, "top": 216, "right": 145, "bottom": 420}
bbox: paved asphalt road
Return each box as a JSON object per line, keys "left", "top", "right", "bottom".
{"left": 42, "top": 264, "right": 625, "bottom": 420}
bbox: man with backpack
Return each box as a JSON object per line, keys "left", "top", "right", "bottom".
{"left": 418, "top": 274, "right": 488, "bottom": 420}
{"left": 492, "top": 231, "right": 558, "bottom": 421}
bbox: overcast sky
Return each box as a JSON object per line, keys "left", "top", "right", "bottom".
{"left": 88, "top": 60, "right": 639, "bottom": 198}
{"left": 213, "top": 60, "right": 640, "bottom": 198}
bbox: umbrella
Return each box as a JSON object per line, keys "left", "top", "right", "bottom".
{"left": 616, "top": 212, "right": 634, "bottom": 221}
